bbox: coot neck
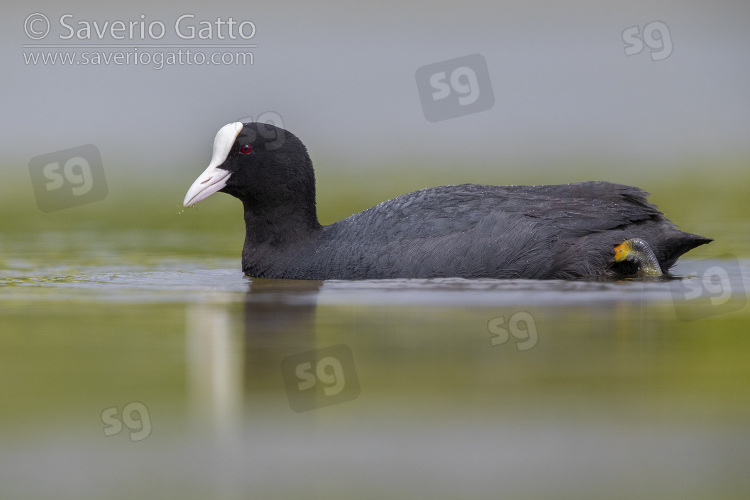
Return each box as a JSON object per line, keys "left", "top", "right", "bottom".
{"left": 242, "top": 199, "right": 321, "bottom": 245}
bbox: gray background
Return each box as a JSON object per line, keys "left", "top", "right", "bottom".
{"left": 3, "top": 0, "right": 749, "bottom": 186}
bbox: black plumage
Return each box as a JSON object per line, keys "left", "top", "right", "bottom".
{"left": 184, "top": 122, "right": 711, "bottom": 280}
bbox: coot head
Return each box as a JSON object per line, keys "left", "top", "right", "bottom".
{"left": 184, "top": 122, "right": 318, "bottom": 225}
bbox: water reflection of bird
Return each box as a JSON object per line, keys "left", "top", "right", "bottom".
{"left": 184, "top": 122, "right": 711, "bottom": 280}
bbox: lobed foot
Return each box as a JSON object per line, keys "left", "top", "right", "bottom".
{"left": 613, "top": 238, "right": 663, "bottom": 277}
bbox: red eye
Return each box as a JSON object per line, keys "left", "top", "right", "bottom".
{"left": 240, "top": 144, "right": 252, "bottom": 154}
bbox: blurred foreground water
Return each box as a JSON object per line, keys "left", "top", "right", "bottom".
{"left": 0, "top": 229, "right": 748, "bottom": 500}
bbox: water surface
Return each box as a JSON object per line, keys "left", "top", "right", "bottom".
{"left": 1, "top": 230, "right": 748, "bottom": 499}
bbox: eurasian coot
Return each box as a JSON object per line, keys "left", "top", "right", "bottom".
{"left": 183, "top": 122, "right": 711, "bottom": 280}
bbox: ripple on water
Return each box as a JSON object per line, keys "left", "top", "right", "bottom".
{"left": 1, "top": 258, "right": 747, "bottom": 309}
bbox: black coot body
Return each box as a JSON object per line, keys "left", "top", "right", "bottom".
{"left": 183, "top": 122, "right": 711, "bottom": 280}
